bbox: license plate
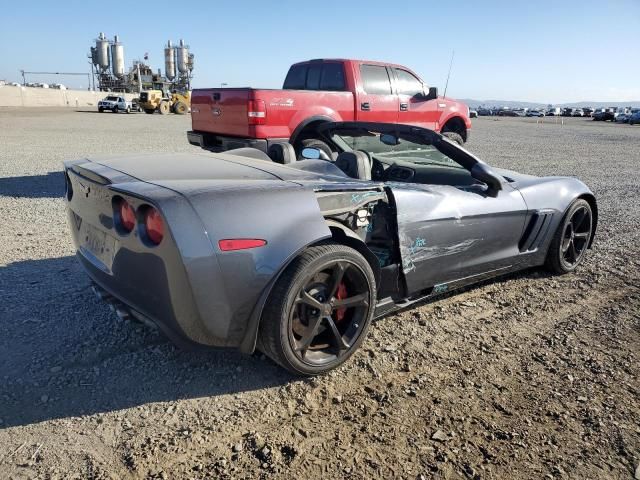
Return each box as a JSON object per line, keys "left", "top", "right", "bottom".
{"left": 81, "top": 223, "right": 117, "bottom": 272}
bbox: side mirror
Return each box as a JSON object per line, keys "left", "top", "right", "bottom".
{"left": 380, "top": 133, "right": 400, "bottom": 146}
{"left": 470, "top": 163, "right": 503, "bottom": 195}
{"left": 423, "top": 86, "right": 438, "bottom": 101}
{"left": 301, "top": 147, "right": 331, "bottom": 161}
{"left": 301, "top": 147, "right": 321, "bottom": 160}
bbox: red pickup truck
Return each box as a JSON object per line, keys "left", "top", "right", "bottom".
{"left": 188, "top": 59, "right": 471, "bottom": 155}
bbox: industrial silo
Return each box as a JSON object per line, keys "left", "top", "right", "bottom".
{"left": 164, "top": 40, "right": 176, "bottom": 81}
{"left": 111, "top": 35, "right": 125, "bottom": 78}
{"left": 177, "top": 39, "right": 189, "bottom": 74}
{"left": 95, "top": 32, "right": 110, "bottom": 72}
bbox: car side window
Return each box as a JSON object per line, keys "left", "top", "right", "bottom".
{"left": 360, "top": 65, "right": 392, "bottom": 95}
{"left": 394, "top": 69, "right": 423, "bottom": 97}
{"left": 283, "top": 64, "right": 308, "bottom": 89}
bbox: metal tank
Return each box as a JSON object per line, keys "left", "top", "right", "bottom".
{"left": 95, "top": 32, "right": 110, "bottom": 71}
{"left": 177, "top": 39, "right": 189, "bottom": 74}
{"left": 111, "top": 35, "right": 125, "bottom": 78}
{"left": 164, "top": 40, "right": 176, "bottom": 81}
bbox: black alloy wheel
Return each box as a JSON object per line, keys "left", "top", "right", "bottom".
{"left": 288, "top": 259, "right": 370, "bottom": 366}
{"left": 258, "top": 243, "right": 376, "bottom": 375}
{"left": 546, "top": 199, "right": 593, "bottom": 273}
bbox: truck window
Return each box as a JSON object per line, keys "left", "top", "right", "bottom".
{"left": 283, "top": 64, "right": 308, "bottom": 89}
{"left": 360, "top": 65, "right": 392, "bottom": 95}
{"left": 306, "top": 64, "right": 322, "bottom": 90}
{"left": 320, "top": 63, "right": 346, "bottom": 91}
{"left": 394, "top": 69, "right": 423, "bottom": 97}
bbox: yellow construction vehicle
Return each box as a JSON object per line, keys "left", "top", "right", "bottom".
{"left": 138, "top": 89, "right": 190, "bottom": 115}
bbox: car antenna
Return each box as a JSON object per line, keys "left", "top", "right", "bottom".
{"left": 443, "top": 49, "right": 455, "bottom": 99}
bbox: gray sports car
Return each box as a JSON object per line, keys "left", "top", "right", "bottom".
{"left": 64, "top": 122, "right": 597, "bottom": 375}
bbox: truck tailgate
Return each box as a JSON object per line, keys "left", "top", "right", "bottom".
{"left": 191, "top": 88, "right": 254, "bottom": 137}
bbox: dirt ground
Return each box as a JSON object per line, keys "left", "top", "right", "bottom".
{"left": 0, "top": 109, "right": 639, "bottom": 479}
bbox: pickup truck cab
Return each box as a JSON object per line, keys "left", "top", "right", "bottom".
{"left": 98, "top": 95, "right": 133, "bottom": 113}
{"left": 188, "top": 59, "right": 471, "bottom": 154}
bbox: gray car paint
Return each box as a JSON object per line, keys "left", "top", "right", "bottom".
{"left": 64, "top": 122, "right": 596, "bottom": 354}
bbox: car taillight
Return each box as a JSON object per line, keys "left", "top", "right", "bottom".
{"left": 247, "top": 99, "right": 266, "bottom": 125}
{"left": 115, "top": 198, "right": 135, "bottom": 233}
{"left": 144, "top": 206, "right": 164, "bottom": 245}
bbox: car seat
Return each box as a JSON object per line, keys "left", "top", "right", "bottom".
{"left": 335, "top": 151, "right": 372, "bottom": 180}
{"left": 267, "top": 143, "right": 297, "bottom": 164}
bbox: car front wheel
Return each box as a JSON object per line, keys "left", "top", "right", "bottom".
{"left": 545, "top": 199, "right": 594, "bottom": 274}
{"left": 258, "top": 243, "right": 376, "bottom": 375}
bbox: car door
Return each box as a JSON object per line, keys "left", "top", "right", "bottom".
{"left": 392, "top": 68, "right": 441, "bottom": 130}
{"left": 356, "top": 64, "right": 399, "bottom": 123}
{"left": 390, "top": 181, "right": 528, "bottom": 294}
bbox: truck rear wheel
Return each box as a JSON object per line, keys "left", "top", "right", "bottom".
{"left": 159, "top": 101, "right": 170, "bottom": 115}
{"left": 442, "top": 131, "right": 464, "bottom": 146}
{"left": 173, "top": 101, "right": 188, "bottom": 115}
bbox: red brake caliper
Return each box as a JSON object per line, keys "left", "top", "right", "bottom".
{"left": 335, "top": 282, "right": 348, "bottom": 322}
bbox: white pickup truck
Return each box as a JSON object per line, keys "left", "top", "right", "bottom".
{"left": 98, "top": 95, "right": 139, "bottom": 113}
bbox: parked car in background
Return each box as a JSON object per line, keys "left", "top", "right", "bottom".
{"left": 526, "top": 109, "right": 544, "bottom": 117}
{"left": 572, "top": 109, "right": 584, "bottom": 117}
{"left": 592, "top": 108, "right": 615, "bottom": 121}
{"left": 628, "top": 110, "right": 640, "bottom": 125}
{"left": 98, "top": 95, "right": 133, "bottom": 113}
{"left": 498, "top": 109, "right": 521, "bottom": 117}
{"left": 613, "top": 107, "right": 631, "bottom": 122}
{"left": 583, "top": 107, "right": 594, "bottom": 117}
{"left": 469, "top": 109, "right": 478, "bottom": 118}
{"left": 546, "top": 107, "right": 562, "bottom": 116}
{"left": 189, "top": 59, "right": 472, "bottom": 154}
{"left": 561, "top": 108, "right": 573, "bottom": 117}
{"left": 477, "top": 108, "right": 493, "bottom": 116}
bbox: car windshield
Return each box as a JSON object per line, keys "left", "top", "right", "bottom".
{"left": 105, "top": 96, "right": 118, "bottom": 101}
{"left": 329, "top": 129, "right": 463, "bottom": 169}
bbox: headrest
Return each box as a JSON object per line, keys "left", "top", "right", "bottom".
{"left": 267, "top": 143, "right": 297, "bottom": 164}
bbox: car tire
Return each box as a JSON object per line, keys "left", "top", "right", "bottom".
{"left": 126, "top": 106, "right": 131, "bottom": 114}
{"left": 112, "top": 106, "right": 118, "bottom": 113}
{"left": 545, "top": 199, "right": 593, "bottom": 274}
{"left": 442, "top": 131, "right": 464, "bottom": 146}
{"left": 298, "top": 138, "right": 334, "bottom": 160}
{"left": 257, "top": 243, "right": 376, "bottom": 376}
{"left": 98, "top": 107, "right": 103, "bottom": 113}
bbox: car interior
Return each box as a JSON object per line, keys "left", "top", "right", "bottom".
{"left": 228, "top": 139, "right": 486, "bottom": 191}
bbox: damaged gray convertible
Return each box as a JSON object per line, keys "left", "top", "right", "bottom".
{"left": 64, "top": 122, "right": 597, "bottom": 375}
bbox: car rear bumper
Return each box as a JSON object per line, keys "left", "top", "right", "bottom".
{"left": 187, "top": 131, "right": 288, "bottom": 153}
{"left": 64, "top": 162, "right": 238, "bottom": 350}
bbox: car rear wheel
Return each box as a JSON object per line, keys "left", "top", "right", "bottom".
{"left": 545, "top": 199, "right": 593, "bottom": 274}
{"left": 258, "top": 243, "right": 376, "bottom": 375}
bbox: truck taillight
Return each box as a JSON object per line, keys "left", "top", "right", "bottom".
{"left": 247, "top": 99, "right": 266, "bottom": 125}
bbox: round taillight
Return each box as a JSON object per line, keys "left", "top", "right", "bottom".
{"left": 144, "top": 207, "right": 164, "bottom": 245}
{"left": 118, "top": 199, "right": 136, "bottom": 233}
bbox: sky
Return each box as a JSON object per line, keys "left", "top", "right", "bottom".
{"left": 1, "top": 0, "right": 639, "bottom": 104}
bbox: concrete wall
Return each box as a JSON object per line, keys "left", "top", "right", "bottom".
{"left": 0, "top": 85, "right": 137, "bottom": 108}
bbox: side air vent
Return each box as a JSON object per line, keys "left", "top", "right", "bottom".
{"left": 519, "top": 210, "right": 555, "bottom": 252}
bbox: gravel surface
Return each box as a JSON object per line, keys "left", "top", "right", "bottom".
{"left": 0, "top": 109, "right": 639, "bottom": 479}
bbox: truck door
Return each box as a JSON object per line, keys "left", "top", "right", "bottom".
{"left": 393, "top": 68, "right": 441, "bottom": 130}
{"left": 356, "top": 64, "right": 399, "bottom": 123}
